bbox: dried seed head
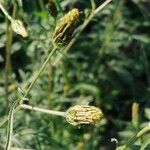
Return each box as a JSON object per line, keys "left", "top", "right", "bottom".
{"left": 66, "top": 105, "right": 103, "bottom": 126}
{"left": 47, "top": 0, "right": 58, "bottom": 17}
{"left": 11, "top": 20, "right": 28, "bottom": 38}
{"left": 53, "top": 8, "right": 80, "bottom": 44}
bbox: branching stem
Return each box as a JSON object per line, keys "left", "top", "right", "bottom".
{"left": 20, "top": 104, "right": 66, "bottom": 117}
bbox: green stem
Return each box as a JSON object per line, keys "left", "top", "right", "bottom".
{"left": 20, "top": 104, "right": 66, "bottom": 117}
{"left": 116, "top": 123, "right": 150, "bottom": 150}
{"left": 47, "top": 62, "right": 52, "bottom": 105}
{"left": 5, "top": 99, "right": 17, "bottom": 150}
{"left": 5, "top": 0, "right": 17, "bottom": 113}
{"left": 4, "top": 47, "right": 57, "bottom": 149}
{"left": 94, "top": 0, "right": 112, "bottom": 15}
{"left": 90, "top": 0, "right": 96, "bottom": 11}
{"left": 21, "top": 47, "right": 57, "bottom": 103}
{"left": 0, "top": 3, "right": 13, "bottom": 21}
{"left": 0, "top": 47, "right": 57, "bottom": 128}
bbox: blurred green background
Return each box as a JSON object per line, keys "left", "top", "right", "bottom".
{"left": 0, "top": 0, "right": 150, "bottom": 149}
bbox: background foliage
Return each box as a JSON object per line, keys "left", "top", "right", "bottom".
{"left": 0, "top": 0, "right": 150, "bottom": 149}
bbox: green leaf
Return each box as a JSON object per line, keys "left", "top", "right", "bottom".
{"left": 132, "top": 35, "right": 150, "bottom": 44}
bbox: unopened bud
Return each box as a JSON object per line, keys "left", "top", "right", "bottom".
{"left": 11, "top": 20, "right": 28, "bottom": 38}
{"left": 53, "top": 8, "right": 80, "bottom": 44}
{"left": 66, "top": 105, "right": 103, "bottom": 126}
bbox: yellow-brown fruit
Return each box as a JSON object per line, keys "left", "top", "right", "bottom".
{"left": 66, "top": 105, "right": 103, "bottom": 126}
{"left": 53, "top": 8, "right": 80, "bottom": 44}
{"left": 47, "top": 0, "right": 58, "bottom": 17}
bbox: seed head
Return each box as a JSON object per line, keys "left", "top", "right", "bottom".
{"left": 11, "top": 20, "right": 28, "bottom": 38}
{"left": 47, "top": 0, "right": 58, "bottom": 17}
{"left": 53, "top": 8, "right": 80, "bottom": 44}
{"left": 66, "top": 105, "right": 103, "bottom": 126}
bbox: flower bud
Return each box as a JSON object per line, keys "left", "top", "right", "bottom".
{"left": 66, "top": 105, "right": 103, "bottom": 126}
{"left": 53, "top": 8, "right": 80, "bottom": 44}
{"left": 11, "top": 20, "right": 28, "bottom": 38}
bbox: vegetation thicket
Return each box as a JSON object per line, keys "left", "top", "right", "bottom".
{"left": 0, "top": 0, "right": 150, "bottom": 150}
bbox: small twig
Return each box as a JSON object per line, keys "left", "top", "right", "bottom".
{"left": 5, "top": 0, "right": 17, "bottom": 113}
{"left": 20, "top": 104, "right": 66, "bottom": 117}
{"left": 90, "top": 0, "right": 96, "bottom": 11}
{"left": 116, "top": 123, "right": 150, "bottom": 150}
{"left": 0, "top": 3, "right": 13, "bottom": 21}
{"left": 94, "top": 0, "right": 112, "bottom": 15}
{"left": 20, "top": 47, "right": 57, "bottom": 104}
{"left": 5, "top": 100, "right": 18, "bottom": 150}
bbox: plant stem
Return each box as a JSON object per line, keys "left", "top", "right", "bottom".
{"left": 20, "top": 47, "right": 57, "bottom": 104}
{"left": 52, "top": 0, "right": 112, "bottom": 66}
{"left": 20, "top": 104, "right": 66, "bottom": 117}
{"left": 0, "top": 48, "right": 57, "bottom": 128}
{"left": 116, "top": 123, "right": 150, "bottom": 150}
{"left": 94, "top": 0, "right": 112, "bottom": 15}
{"left": 90, "top": 0, "right": 96, "bottom": 11}
{"left": 5, "top": 0, "right": 17, "bottom": 113}
{"left": 0, "top": 3, "right": 13, "bottom": 21}
{"left": 5, "top": 47, "right": 57, "bottom": 149}
{"left": 47, "top": 62, "right": 53, "bottom": 105}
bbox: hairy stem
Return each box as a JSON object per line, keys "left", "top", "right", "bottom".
{"left": 5, "top": 0, "right": 17, "bottom": 113}
{"left": 0, "top": 3, "right": 13, "bottom": 21}
{"left": 20, "top": 104, "right": 66, "bottom": 117}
